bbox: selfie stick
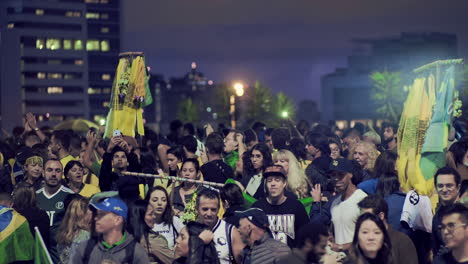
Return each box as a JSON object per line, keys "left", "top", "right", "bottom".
{"left": 122, "top": 171, "right": 225, "bottom": 188}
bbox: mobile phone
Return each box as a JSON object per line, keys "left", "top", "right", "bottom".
{"left": 113, "top": 129, "right": 121, "bottom": 137}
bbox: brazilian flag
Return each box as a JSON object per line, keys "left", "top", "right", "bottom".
{"left": 0, "top": 206, "right": 34, "bottom": 264}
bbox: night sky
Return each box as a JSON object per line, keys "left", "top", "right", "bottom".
{"left": 122, "top": 0, "right": 468, "bottom": 107}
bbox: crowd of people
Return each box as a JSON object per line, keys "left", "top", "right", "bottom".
{"left": 0, "top": 113, "right": 467, "bottom": 264}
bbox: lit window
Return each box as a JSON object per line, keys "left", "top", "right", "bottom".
{"left": 85, "top": 0, "right": 99, "bottom": 3}
{"left": 100, "top": 13, "right": 109, "bottom": 19}
{"left": 74, "top": 59, "right": 84, "bottom": 65}
{"left": 103, "top": 88, "right": 111, "bottom": 94}
{"left": 100, "top": 0, "right": 109, "bottom": 3}
{"left": 86, "top": 40, "right": 100, "bottom": 51}
{"left": 100, "top": 40, "right": 110, "bottom": 52}
{"left": 46, "top": 38, "right": 61, "bottom": 50}
{"left": 101, "top": 74, "right": 111, "bottom": 80}
{"left": 100, "top": 27, "right": 109, "bottom": 33}
{"left": 47, "top": 87, "right": 63, "bottom": 94}
{"left": 65, "top": 11, "right": 81, "bottom": 17}
{"left": 85, "top": 12, "right": 99, "bottom": 19}
{"left": 36, "top": 38, "right": 45, "bottom": 49}
{"left": 47, "top": 60, "right": 61, "bottom": 65}
{"left": 74, "top": 40, "right": 83, "bottom": 50}
{"left": 88, "top": 88, "right": 101, "bottom": 94}
{"left": 47, "top": 73, "right": 62, "bottom": 79}
{"left": 64, "top": 73, "right": 75, "bottom": 80}
{"left": 35, "top": 9, "right": 44, "bottom": 16}
{"left": 7, "top": 23, "right": 14, "bottom": 29}
{"left": 63, "top": 39, "right": 72, "bottom": 50}
{"left": 102, "top": 101, "right": 109, "bottom": 107}
{"left": 37, "top": 72, "right": 46, "bottom": 79}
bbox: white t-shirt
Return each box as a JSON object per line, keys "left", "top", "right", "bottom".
{"left": 400, "top": 190, "right": 433, "bottom": 233}
{"left": 152, "top": 216, "right": 184, "bottom": 249}
{"left": 212, "top": 219, "right": 235, "bottom": 264}
{"left": 245, "top": 173, "right": 262, "bottom": 196}
{"left": 331, "top": 189, "right": 368, "bottom": 244}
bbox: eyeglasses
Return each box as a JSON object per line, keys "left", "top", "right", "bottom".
{"left": 438, "top": 223, "right": 466, "bottom": 233}
{"left": 436, "top": 183, "right": 456, "bottom": 191}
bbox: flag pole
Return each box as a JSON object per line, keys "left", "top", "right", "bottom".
{"left": 34, "top": 226, "right": 53, "bottom": 264}
{"left": 121, "top": 171, "right": 225, "bottom": 188}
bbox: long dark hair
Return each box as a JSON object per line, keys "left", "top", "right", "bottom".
{"left": 349, "top": 213, "right": 393, "bottom": 264}
{"left": 12, "top": 184, "right": 38, "bottom": 213}
{"left": 373, "top": 151, "right": 398, "bottom": 178}
{"left": 250, "top": 143, "right": 273, "bottom": 174}
{"left": 376, "top": 172, "right": 401, "bottom": 197}
{"left": 145, "top": 186, "right": 173, "bottom": 225}
{"left": 126, "top": 200, "right": 151, "bottom": 249}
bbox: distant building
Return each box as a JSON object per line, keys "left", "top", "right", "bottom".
{"left": 155, "top": 62, "right": 220, "bottom": 135}
{"left": 0, "top": 0, "right": 120, "bottom": 132}
{"left": 85, "top": 0, "right": 121, "bottom": 126}
{"left": 321, "top": 32, "right": 458, "bottom": 127}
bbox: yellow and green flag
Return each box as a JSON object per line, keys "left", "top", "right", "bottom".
{"left": 0, "top": 206, "right": 34, "bottom": 264}
{"left": 34, "top": 226, "right": 53, "bottom": 264}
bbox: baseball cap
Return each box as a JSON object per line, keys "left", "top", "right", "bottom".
{"left": 329, "top": 158, "right": 353, "bottom": 174}
{"left": 263, "top": 165, "right": 287, "bottom": 179}
{"left": 235, "top": 208, "right": 270, "bottom": 229}
{"left": 90, "top": 197, "right": 128, "bottom": 221}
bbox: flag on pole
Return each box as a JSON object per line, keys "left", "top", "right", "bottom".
{"left": 34, "top": 226, "right": 53, "bottom": 264}
{"left": 0, "top": 206, "right": 34, "bottom": 264}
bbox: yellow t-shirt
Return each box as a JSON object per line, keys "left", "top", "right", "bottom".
{"left": 79, "top": 184, "right": 101, "bottom": 198}
{"left": 83, "top": 173, "right": 100, "bottom": 188}
{"left": 60, "top": 155, "right": 75, "bottom": 170}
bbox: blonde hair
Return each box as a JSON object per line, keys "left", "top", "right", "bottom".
{"left": 355, "top": 141, "right": 379, "bottom": 171}
{"left": 56, "top": 196, "right": 91, "bottom": 246}
{"left": 273, "top": 150, "right": 311, "bottom": 199}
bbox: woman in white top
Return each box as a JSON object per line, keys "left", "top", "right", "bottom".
{"left": 240, "top": 143, "right": 273, "bottom": 199}
{"left": 146, "top": 186, "right": 184, "bottom": 249}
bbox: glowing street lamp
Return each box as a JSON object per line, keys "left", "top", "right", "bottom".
{"left": 234, "top": 82, "right": 244, "bottom": 97}
{"left": 230, "top": 82, "right": 245, "bottom": 129}
{"left": 281, "top": 111, "right": 289, "bottom": 118}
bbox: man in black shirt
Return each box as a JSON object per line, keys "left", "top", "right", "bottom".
{"left": 252, "top": 165, "right": 308, "bottom": 248}
{"left": 201, "top": 133, "right": 234, "bottom": 184}
{"left": 433, "top": 204, "right": 468, "bottom": 264}
{"left": 433, "top": 167, "right": 462, "bottom": 256}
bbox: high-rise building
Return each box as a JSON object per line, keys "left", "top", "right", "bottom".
{"left": 321, "top": 32, "right": 458, "bottom": 127}
{"left": 0, "top": 0, "right": 120, "bottom": 132}
{"left": 85, "top": 0, "right": 120, "bottom": 126}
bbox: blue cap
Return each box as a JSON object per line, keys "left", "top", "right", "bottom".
{"left": 90, "top": 197, "right": 128, "bottom": 221}
{"left": 329, "top": 158, "right": 353, "bottom": 173}
{"left": 235, "top": 208, "right": 270, "bottom": 229}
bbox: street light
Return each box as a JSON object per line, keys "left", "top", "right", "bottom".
{"left": 230, "top": 82, "right": 245, "bottom": 129}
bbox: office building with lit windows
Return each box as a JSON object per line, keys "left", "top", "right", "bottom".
{"left": 0, "top": 0, "right": 120, "bottom": 132}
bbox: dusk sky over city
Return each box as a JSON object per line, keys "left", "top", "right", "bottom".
{"left": 122, "top": 0, "right": 468, "bottom": 104}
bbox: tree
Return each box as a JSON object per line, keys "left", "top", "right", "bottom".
{"left": 370, "top": 71, "right": 406, "bottom": 123}
{"left": 212, "top": 84, "right": 231, "bottom": 124}
{"left": 177, "top": 97, "right": 199, "bottom": 123}
{"left": 271, "top": 92, "right": 296, "bottom": 126}
{"left": 245, "top": 81, "right": 274, "bottom": 125}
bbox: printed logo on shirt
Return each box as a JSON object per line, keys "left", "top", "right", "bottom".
{"left": 409, "top": 191, "right": 420, "bottom": 205}
{"left": 217, "top": 237, "right": 227, "bottom": 246}
{"left": 55, "top": 201, "right": 64, "bottom": 210}
{"left": 267, "top": 214, "right": 295, "bottom": 244}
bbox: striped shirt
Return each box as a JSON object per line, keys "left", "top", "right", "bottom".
{"left": 241, "top": 233, "right": 290, "bottom": 264}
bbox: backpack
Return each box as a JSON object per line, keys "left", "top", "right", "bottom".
{"left": 82, "top": 236, "right": 136, "bottom": 264}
